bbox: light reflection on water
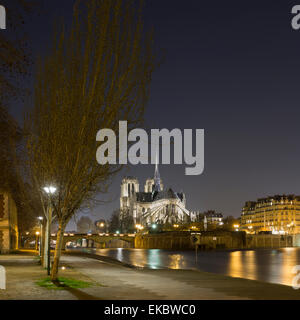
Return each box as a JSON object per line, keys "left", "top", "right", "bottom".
{"left": 91, "top": 248, "right": 300, "bottom": 287}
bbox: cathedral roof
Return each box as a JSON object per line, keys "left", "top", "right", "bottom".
{"left": 136, "top": 188, "right": 184, "bottom": 203}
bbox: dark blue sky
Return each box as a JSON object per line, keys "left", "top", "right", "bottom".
{"left": 7, "top": 0, "right": 300, "bottom": 228}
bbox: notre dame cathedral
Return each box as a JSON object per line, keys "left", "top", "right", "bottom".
{"left": 120, "top": 164, "right": 191, "bottom": 225}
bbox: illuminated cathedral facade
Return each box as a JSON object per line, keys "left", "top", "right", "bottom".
{"left": 120, "top": 164, "right": 191, "bottom": 225}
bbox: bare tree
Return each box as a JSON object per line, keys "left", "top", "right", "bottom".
{"left": 108, "top": 210, "right": 121, "bottom": 233}
{"left": 26, "top": 0, "right": 155, "bottom": 280}
{"left": 119, "top": 208, "right": 135, "bottom": 233}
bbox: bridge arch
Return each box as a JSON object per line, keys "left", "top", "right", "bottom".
{"left": 50, "top": 233, "right": 135, "bottom": 249}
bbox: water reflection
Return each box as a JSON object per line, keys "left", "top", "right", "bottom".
{"left": 228, "top": 251, "right": 243, "bottom": 278}
{"left": 168, "top": 254, "right": 186, "bottom": 269}
{"left": 116, "top": 248, "right": 123, "bottom": 262}
{"left": 244, "top": 250, "right": 257, "bottom": 281}
{"left": 148, "top": 249, "right": 161, "bottom": 269}
{"left": 280, "top": 248, "right": 298, "bottom": 286}
{"left": 90, "top": 248, "right": 300, "bottom": 287}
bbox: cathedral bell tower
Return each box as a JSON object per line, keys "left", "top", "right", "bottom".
{"left": 120, "top": 177, "right": 139, "bottom": 222}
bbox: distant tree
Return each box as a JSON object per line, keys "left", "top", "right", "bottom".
{"left": 25, "top": 0, "right": 154, "bottom": 280}
{"left": 108, "top": 210, "right": 121, "bottom": 233}
{"left": 222, "top": 215, "right": 239, "bottom": 231}
{"left": 77, "top": 216, "right": 95, "bottom": 234}
{"left": 120, "top": 209, "right": 134, "bottom": 233}
{"left": 194, "top": 212, "right": 204, "bottom": 222}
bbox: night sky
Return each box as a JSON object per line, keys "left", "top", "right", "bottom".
{"left": 7, "top": 0, "right": 300, "bottom": 228}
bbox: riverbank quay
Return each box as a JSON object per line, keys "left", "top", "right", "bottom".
{"left": 135, "top": 231, "right": 299, "bottom": 250}
{"left": 0, "top": 253, "right": 300, "bottom": 300}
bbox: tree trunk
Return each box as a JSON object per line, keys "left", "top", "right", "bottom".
{"left": 43, "top": 218, "right": 49, "bottom": 268}
{"left": 40, "top": 223, "right": 46, "bottom": 266}
{"left": 50, "top": 223, "right": 65, "bottom": 281}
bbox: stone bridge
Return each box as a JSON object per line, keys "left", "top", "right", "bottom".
{"left": 51, "top": 233, "right": 136, "bottom": 249}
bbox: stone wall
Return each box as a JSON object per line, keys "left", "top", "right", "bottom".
{"left": 195, "top": 231, "right": 246, "bottom": 250}
{"left": 135, "top": 232, "right": 194, "bottom": 250}
{"left": 246, "top": 234, "right": 294, "bottom": 248}
{"left": 135, "top": 231, "right": 298, "bottom": 250}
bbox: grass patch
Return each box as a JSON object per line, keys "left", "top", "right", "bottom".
{"left": 36, "top": 277, "right": 94, "bottom": 290}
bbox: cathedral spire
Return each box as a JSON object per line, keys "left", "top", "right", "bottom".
{"left": 154, "top": 152, "right": 161, "bottom": 192}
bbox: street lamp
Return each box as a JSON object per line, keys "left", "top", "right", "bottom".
{"left": 44, "top": 185, "right": 57, "bottom": 276}
{"left": 37, "top": 216, "right": 43, "bottom": 256}
{"left": 43, "top": 186, "right": 56, "bottom": 194}
{"left": 234, "top": 224, "right": 240, "bottom": 232}
{"left": 135, "top": 224, "right": 144, "bottom": 232}
{"left": 35, "top": 231, "right": 40, "bottom": 251}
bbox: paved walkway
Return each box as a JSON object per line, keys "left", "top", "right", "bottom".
{"left": 0, "top": 253, "right": 300, "bottom": 300}
{"left": 0, "top": 254, "right": 76, "bottom": 299}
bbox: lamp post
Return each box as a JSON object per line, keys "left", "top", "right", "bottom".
{"left": 43, "top": 186, "right": 56, "bottom": 276}
{"left": 35, "top": 231, "right": 40, "bottom": 251}
{"left": 37, "top": 216, "right": 43, "bottom": 256}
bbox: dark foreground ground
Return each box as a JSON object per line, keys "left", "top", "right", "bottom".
{"left": 0, "top": 253, "right": 300, "bottom": 300}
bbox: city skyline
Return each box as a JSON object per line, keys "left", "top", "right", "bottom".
{"left": 7, "top": 0, "right": 300, "bottom": 225}
{"left": 1, "top": 0, "right": 300, "bottom": 303}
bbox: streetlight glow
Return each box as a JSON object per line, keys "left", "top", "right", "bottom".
{"left": 43, "top": 186, "right": 57, "bottom": 194}
{"left": 43, "top": 185, "right": 57, "bottom": 275}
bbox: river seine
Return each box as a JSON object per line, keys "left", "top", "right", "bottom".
{"left": 84, "top": 247, "right": 300, "bottom": 287}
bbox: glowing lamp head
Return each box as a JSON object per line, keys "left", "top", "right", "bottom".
{"left": 43, "top": 186, "right": 57, "bottom": 194}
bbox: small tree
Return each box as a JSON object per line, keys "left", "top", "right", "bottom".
{"left": 26, "top": 0, "right": 154, "bottom": 280}
{"left": 120, "top": 209, "right": 134, "bottom": 233}
{"left": 108, "top": 210, "right": 121, "bottom": 233}
{"left": 222, "top": 215, "right": 239, "bottom": 231}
